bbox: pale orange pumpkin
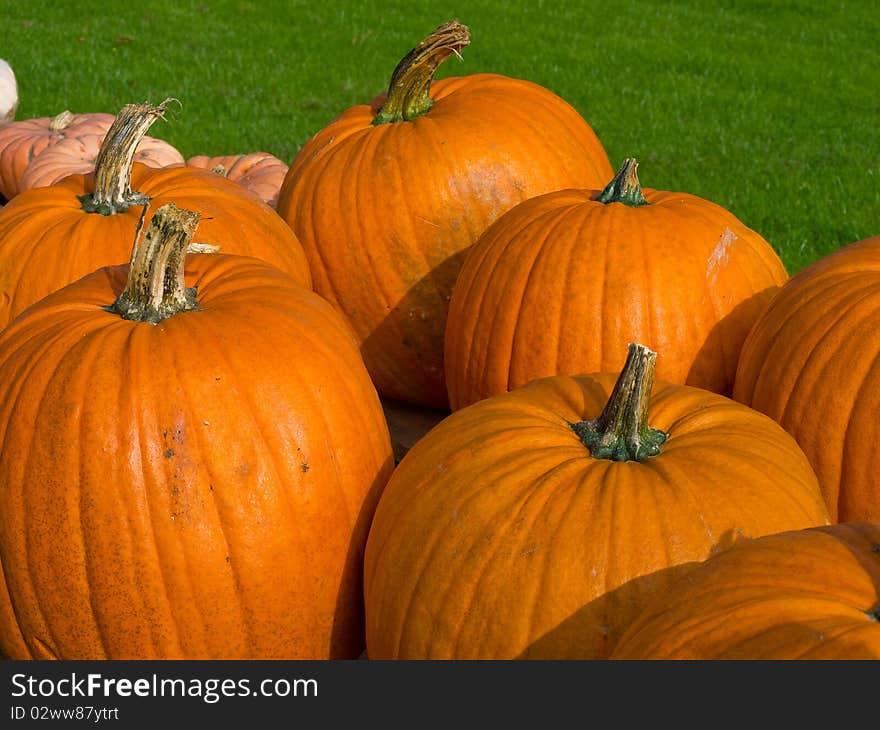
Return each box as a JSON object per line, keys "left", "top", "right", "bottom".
{"left": 19, "top": 131, "right": 184, "bottom": 191}
{"left": 186, "top": 152, "right": 288, "bottom": 207}
{"left": 0, "top": 110, "right": 115, "bottom": 199}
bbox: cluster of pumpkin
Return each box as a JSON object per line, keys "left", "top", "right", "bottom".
{"left": 0, "top": 21, "right": 877, "bottom": 661}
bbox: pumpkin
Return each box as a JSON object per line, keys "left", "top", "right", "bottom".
{"left": 276, "top": 20, "right": 614, "bottom": 409}
{"left": 186, "top": 152, "right": 289, "bottom": 207}
{"left": 445, "top": 158, "right": 789, "bottom": 410}
{"left": 611, "top": 522, "right": 880, "bottom": 659}
{"left": 733, "top": 234, "right": 880, "bottom": 523}
{"left": 0, "top": 59, "right": 17, "bottom": 126}
{"left": 19, "top": 131, "right": 184, "bottom": 191}
{"left": 0, "top": 100, "right": 311, "bottom": 330}
{"left": 364, "top": 343, "right": 829, "bottom": 659}
{"left": 0, "top": 203, "right": 395, "bottom": 659}
{"left": 0, "top": 110, "right": 115, "bottom": 200}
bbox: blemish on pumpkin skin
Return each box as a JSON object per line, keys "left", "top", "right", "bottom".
{"left": 164, "top": 448, "right": 174, "bottom": 458}
{"left": 300, "top": 463, "right": 309, "bottom": 473}
{"left": 236, "top": 463, "right": 251, "bottom": 477}
{"left": 707, "top": 228, "right": 738, "bottom": 283}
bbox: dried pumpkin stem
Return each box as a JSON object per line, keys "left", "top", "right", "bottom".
{"left": 80, "top": 98, "right": 177, "bottom": 215}
{"left": 48, "top": 110, "right": 74, "bottom": 132}
{"left": 372, "top": 20, "right": 470, "bottom": 125}
{"left": 109, "top": 202, "right": 202, "bottom": 324}
{"left": 570, "top": 343, "right": 667, "bottom": 462}
{"left": 596, "top": 158, "right": 649, "bottom": 207}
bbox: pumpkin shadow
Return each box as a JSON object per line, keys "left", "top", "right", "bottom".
{"left": 686, "top": 286, "right": 782, "bottom": 397}
{"left": 608, "top": 524, "right": 880, "bottom": 659}
{"left": 329, "top": 459, "right": 395, "bottom": 659}
{"left": 360, "top": 247, "right": 470, "bottom": 410}
{"left": 517, "top": 527, "right": 748, "bottom": 659}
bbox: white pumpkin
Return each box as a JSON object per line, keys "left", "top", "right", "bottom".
{"left": 0, "top": 59, "right": 19, "bottom": 125}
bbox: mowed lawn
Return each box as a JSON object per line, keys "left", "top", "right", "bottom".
{"left": 2, "top": 0, "right": 878, "bottom": 273}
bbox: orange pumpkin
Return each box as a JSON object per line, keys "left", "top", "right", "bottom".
{"left": 0, "top": 100, "right": 310, "bottom": 329}
{"left": 186, "top": 152, "right": 288, "bottom": 207}
{"left": 611, "top": 522, "right": 880, "bottom": 659}
{"left": 0, "top": 110, "right": 115, "bottom": 199}
{"left": 0, "top": 203, "right": 394, "bottom": 659}
{"left": 364, "top": 343, "right": 829, "bottom": 659}
{"left": 276, "top": 21, "right": 614, "bottom": 408}
{"left": 445, "top": 158, "right": 789, "bottom": 410}
{"left": 19, "top": 131, "right": 184, "bottom": 191}
{"left": 733, "top": 235, "right": 880, "bottom": 523}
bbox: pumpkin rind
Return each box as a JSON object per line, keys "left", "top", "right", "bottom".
{"left": 0, "top": 208, "right": 394, "bottom": 659}
{"left": 276, "top": 22, "right": 614, "bottom": 408}
{"left": 611, "top": 522, "right": 880, "bottom": 659}
{"left": 445, "top": 158, "right": 789, "bottom": 410}
{"left": 364, "top": 352, "right": 829, "bottom": 659}
{"left": 732, "top": 234, "right": 880, "bottom": 523}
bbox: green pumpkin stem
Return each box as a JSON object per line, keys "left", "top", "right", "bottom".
{"left": 109, "top": 202, "right": 202, "bottom": 324}
{"left": 372, "top": 20, "right": 470, "bottom": 125}
{"left": 596, "top": 157, "right": 649, "bottom": 207}
{"left": 570, "top": 343, "right": 668, "bottom": 462}
{"left": 80, "top": 99, "right": 178, "bottom": 215}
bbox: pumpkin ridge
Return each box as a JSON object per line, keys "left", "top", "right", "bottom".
{"left": 374, "top": 434, "right": 565, "bottom": 657}
{"left": 774, "top": 281, "right": 880, "bottom": 447}
{"left": 449, "top": 454, "right": 588, "bottom": 659}
{"left": 167, "top": 320, "right": 251, "bottom": 655}
{"left": 836, "top": 313, "right": 880, "bottom": 519}
{"left": 506, "top": 206, "right": 585, "bottom": 392}
{"left": 112, "top": 323, "right": 177, "bottom": 658}
{"left": 15, "top": 322, "right": 109, "bottom": 658}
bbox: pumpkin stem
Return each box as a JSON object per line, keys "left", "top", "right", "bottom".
{"left": 372, "top": 20, "right": 470, "bottom": 125}
{"left": 108, "top": 202, "right": 202, "bottom": 324}
{"left": 79, "top": 99, "right": 178, "bottom": 215}
{"left": 596, "top": 158, "right": 649, "bottom": 207}
{"left": 570, "top": 343, "right": 668, "bottom": 462}
{"left": 48, "top": 110, "right": 74, "bottom": 132}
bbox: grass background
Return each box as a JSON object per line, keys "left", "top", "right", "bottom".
{"left": 2, "top": 0, "right": 878, "bottom": 273}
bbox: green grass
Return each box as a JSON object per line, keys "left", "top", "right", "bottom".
{"left": 2, "top": 0, "right": 878, "bottom": 272}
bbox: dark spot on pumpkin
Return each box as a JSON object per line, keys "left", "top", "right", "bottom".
{"left": 171, "top": 485, "right": 180, "bottom": 496}
{"left": 164, "top": 448, "right": 174, "bottom": 458}
{"left": 872, "top": 544, "right": 880, "bottom": 553}
{"left": 301, "top": 463, "right": 309, "bottom": 472}
{"left": 225, "top": 555, "right": 231, "bottom": 564}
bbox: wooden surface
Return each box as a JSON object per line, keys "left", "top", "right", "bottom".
{"left": 380, "top": 397, "right": 449, "bottom": 463}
